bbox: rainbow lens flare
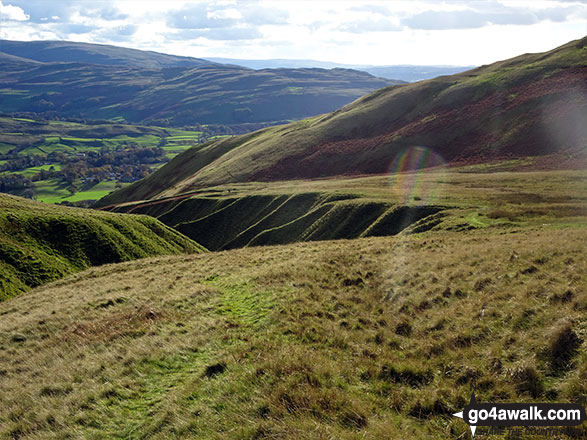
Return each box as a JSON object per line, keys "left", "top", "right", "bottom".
{"left": 387, "top": 146, "right": 447, "bottom": 206}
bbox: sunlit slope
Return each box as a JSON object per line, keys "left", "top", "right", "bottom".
{"left": 97, "top": 37, "right": 587, "bottom": 207}
{"left": 0, "top": 194, "right": 205, "bottom": 299}
{"left": 0, "top": 224, "right": 584, "bottom": 439}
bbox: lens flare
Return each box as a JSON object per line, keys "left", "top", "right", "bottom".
{"left": 387, "top": 146, "right": 447, "bottom": 206}
{"left": 381, "top": 146, "right": 448, "bottom": 303}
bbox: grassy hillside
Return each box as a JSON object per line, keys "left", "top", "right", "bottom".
{"left": 0, "top": 41, "right": 399, "bottom": 127}
{"left": 97, "top": 37, "right": 587, "bottom": 207}
{"left": 109, "top": 190, "right": 442, "bottom": 251}
{"left": 0, "top": 218, "right": 584, "bottom": 438}
{"left": 0, "top": 194, "right": 206, "bottom": 300}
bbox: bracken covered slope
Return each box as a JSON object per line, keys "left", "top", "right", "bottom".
{"left": 0, "top": 194, "right": 206, "bottom": 299}
{"left": 96, "top": 37, "right": 587, "bottom": 207}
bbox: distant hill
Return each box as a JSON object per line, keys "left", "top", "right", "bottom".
{"left": 97, "top": 37, "right": 587, "bottom": 207}
{"left": 362, "top": 65, "right": 475, "bottom": 82}
{"left": 0, "top": 39, "right": 216, "bottom": 69}
{"left": 205, "top": 57, "right": 473, "bottom": 82}
{"left": 0, "top": 193, "right": 205, "bottom": 299}
{"left": 0, "top": 51, "right": 44, "bottom": 66}
{"left": 0, "top": 40, "right": 401, "bottom": 127}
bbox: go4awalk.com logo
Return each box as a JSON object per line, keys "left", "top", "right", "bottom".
{"left": 452, "top": 391, "right": 586, "bottom": 438}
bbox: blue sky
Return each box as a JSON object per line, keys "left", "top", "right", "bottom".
{"left": 1, "top": 0, "right": 585, "bottom": 65}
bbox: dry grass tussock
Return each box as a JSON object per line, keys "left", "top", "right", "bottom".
{"left": 0, "top": 225, "right": 585, "bottom": 439}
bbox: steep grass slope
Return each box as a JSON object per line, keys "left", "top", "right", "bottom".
{"left": 0, "top": 223, "right": 584, "bottom": 439}
{"left": 97, "top": 37, "right": 587, "bottom": 206}
{"left": 109, "top": 190, "right": 442, "bottom": 251}
{"left": 0, "top": 194, "right": 205, "bottom": 299}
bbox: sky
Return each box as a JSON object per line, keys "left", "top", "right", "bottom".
{"left": 1, "top": 0, "right": 586, "bottom": 66}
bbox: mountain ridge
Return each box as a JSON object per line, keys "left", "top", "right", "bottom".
{"left": 0, "top": 39, "right": 217, "bottom": 69}
{"left": 0, "top": 40, "right": 401, "bottom": 127}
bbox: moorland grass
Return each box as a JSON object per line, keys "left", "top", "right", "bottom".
{"left": 0, "top": 223, "right": 584, "bottom": 439}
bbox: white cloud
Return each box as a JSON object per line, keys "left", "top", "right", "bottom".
{"left": 401, "top": 2, "right": 585, "bottom": 30}
{"left": 0, "top": 0, "right": 29, "bottom": 21}
{"left": 0, "top": 1, "right": 584, "bottom": 65}
{"left": 339, "top": 18, "right": 402, "bottom": 33}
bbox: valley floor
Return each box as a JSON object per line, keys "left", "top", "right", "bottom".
{"left": 0, "top": 223, "right": 585, "bottom": 439}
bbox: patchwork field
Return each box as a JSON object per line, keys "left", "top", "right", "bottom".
{"left": 0, "top": 117, "right": 206, "bottom": 203}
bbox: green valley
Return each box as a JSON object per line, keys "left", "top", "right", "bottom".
{"left": 0, "top": 27, "right": 585, "bottom": 440}
{"left": 0, "top": 117, "right": 216, "bottom": 203}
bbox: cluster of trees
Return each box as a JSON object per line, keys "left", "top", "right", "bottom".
{"left": 46, "top": 146, "right": 165, "bottom": 184}
{"left": 0, "top": 144, "right": 168, "bottom": 199}
{"left": 0, "top": 154, "right": 48, "bottom": 173}
{"left": 87, "top": 146, "right": 165, "bottom": 166}
{"left": 58, "top": 162, "right": 152, "bottom": 184}
{"left": 1, "top": 145, "right": 165, "bottom": 174}
{"left": 0, "top": 174, "right": 35, "bottom": 198}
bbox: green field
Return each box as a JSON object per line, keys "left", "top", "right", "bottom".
{"left": 0, "top": 117, "right": 206, "bottom": 203}
{"left": 0, "top": 143, "right": 14, "bottom": 154}
{"left": 32, "top": 178, "right": 72, "bottom": 201}
{"left": 32, "top": 179, "right": 130, "bottom": 204}
{"left": 17, "top": 164, "right": 61, "bottom": 178}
